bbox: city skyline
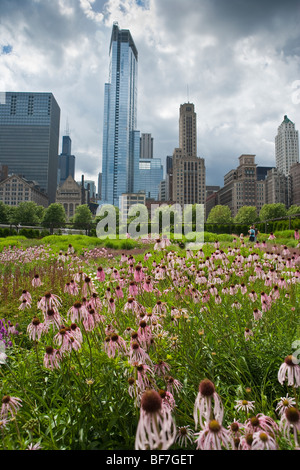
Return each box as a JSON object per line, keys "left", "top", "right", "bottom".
{"left": 0, "top": 0, "right": 300, "bottom": 188}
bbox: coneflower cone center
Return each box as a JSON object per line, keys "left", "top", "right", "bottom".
{"left": 141, "top": 390, "right": 162, "bottom": 414}
{"left": 199, "top": 379, "right": 215, "bottom": 396}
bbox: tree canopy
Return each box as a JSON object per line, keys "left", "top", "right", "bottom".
{"left": 206, "top": 205, "right": 233, "bottom": 224}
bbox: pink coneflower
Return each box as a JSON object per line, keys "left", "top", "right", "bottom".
{"left": 54, "top": 327, "right": 81, "bottom": 354}
{"left": 82, "top": 276, "right": 95, "bottom": 297}
{"left": 154, "top": 360, "right": 171, "bottom": 377}
{"left": 38, "top": 291, "right": 62, "bottom": 313}
{"left": 253, "top": 308, "right": 263, "bottom": 321}
{"left": 104, "top": 333, "right": 127, "bottom": 358}
{"left": 134, "top": 363, "right": 155, "bottom": 391}
{"left": 83, "top": 308, "right": 103, "bottom": 331}
{"left": 152, "top": 301, "right": 167, "bottom": 315}
{"left": 279, "top": 406, "right": 300, "bottom": 447}
{"left": 1, "top": 395, "right": 22, "bottom": 419}
{"left": 175, "top": 425, "right": 194, "bottom": 447}
{"left": 158, "top": 389, "right": 176, "bottom": 411}
{"left": 251, "top": 431, "right": 278, "bottom": 450}
{"left": 43, "top": 308, "right": 62, "bottom": 329}
{"left": 235, "top": 399, "right": 255, "bottom": 415}
{"left": 239, "top": 433, "right": 254, "bottom": 450}
{"left": 107, "top": 297, "right": 116, "bottom": 313}
{"left": 278, "top": 355, "right": 300, "bottom": 387}
{"left": 27, "top": 317, "right": 47, "bottom": 341}
{"left": 245, "top": 414, "right": 279, "bottom": 437}
{"left": 43, "top": 346, "right": 61, "bottom": 369}
{"left": 165, "top": 375, "right": 183, "bottom": 396}
{"left": 137, "top": 320, "right": 152, "bottom": 348}
{"left": 129, "top": 281, "right": 139, "bottom": 297}
{"left": 124, "top": 297, "right": 140, "bottom": 314}
{"left": 18, "top": 298, "right": 31, "bottom": 310}
{"left": 135, "top": 389, "right": 176, "bottom": 450}
{"left": 26, "top": 442, "right": 42, "bottom": 450}
{"left": 31, "top": 274, "right": 42, "bottom": 287}
{"left": 96, "top": 266, "right": 105, "bottom": 281}
{"left": 244, "top": 328, "right": 253, "bottom": 341}
{"left": 115, "top": 285, "right": 124, "bottom": 299}
{"left": 195, "top": 419, "right": 231, "bottom": 450}
{"left": 67, "top": 301, "right": 89, "bottom": 323}
{"left": 249, "top": 290, "right": 258, "bottom": 302}
{"left": 19, "top": 289, "right": 32, "bottom": 303}
{"left": 194, "top": 379, "right": 224, "bottom": 430}
{"left": 275, "top": 394, "right": 296, "bottom": 417}
{"left": 129, "top": 340, "right": 152, "bottom": 364}
{"left": 134, "top": 265, "right": 144, "bottom": 283}
{"left": 143, "top": 278, "right": 154, "bottom": 292}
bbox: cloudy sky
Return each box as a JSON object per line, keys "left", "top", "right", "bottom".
{"left": 1, "top": 0, "right": 300, "bottom": 188}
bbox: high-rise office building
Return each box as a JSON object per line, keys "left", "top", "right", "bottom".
{"left": 275, "top": 115, "right": 299, "bottom": 176}
{"left": 179, "top": 103, "right": 197, "bottom": 158}
{"left": 0, "top": 92, "right": 60, "bottom": 204}
{"left": 58, "top": 135, "right": 75, "bottom": 185}
{"left": 140, "top": 133, "right": 153, "bottom": 159}
{"left": 172, "top": 103, "right": 206, "bottom": 206}
{"left": 101, "top": 23, "right": 140, "bottom": 207}
{"left": 138, "top": 158, "right": 163, "bottom": 200}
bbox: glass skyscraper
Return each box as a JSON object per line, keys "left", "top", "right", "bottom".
{"left": 101, "top": 23, "right": 140, "bottom": 207}
{"left": 0, "top": 92, "right": 60, "bottom": 204}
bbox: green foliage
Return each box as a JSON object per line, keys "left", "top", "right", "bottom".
{"left": 206, "top": 205, "right": 233, "bottom": 224}
{"left": 72, "top": 204, "right": 93, "bottom": 229}
{"left": 234, "top": 206, "right": 259, "bottom": 225}
{"left": 259, "top": 203, "right": 287, "bottom": 221}
{"left": 42, "top": 203, "right": 67, "bottom": 229}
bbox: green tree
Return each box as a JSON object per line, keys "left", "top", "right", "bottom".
{"left": 287, "top": 205, "right": 300, "bottom": 216}
{"left": 13, "top": 202, "right": 43, "bottom": 226}
{"left": 259, "top": 203, "right": 287, "bottom": 221}
{"left": 73, "top": 204, "right": 93, "bottom": 230}
{"left": 42, "top": 203, "right": 66, "bottom": 231}
{"left": 0, "top": 201, "right": 9, "bottom": 224}
{"left": 206, "top": 205, "right": 233, "bottom": 224}
{"left": 234, "top": 206, "right": 259, "bottom": 225}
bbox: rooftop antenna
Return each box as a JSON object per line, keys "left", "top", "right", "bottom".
{"left": 65, "top": 118, "right": 70, "bottom": 136}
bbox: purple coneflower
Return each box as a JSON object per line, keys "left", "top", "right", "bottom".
{"left": 275, "top": 394, "right": 296, "bottom": 417}
{"left": 31, "top": 274, "right": 42, "bottom": 287}
{"left": 43, "top": 346, "right": 61, "bottom": 369}
{"left": 135, "top": 389, "right": 176, "bottom": 450}
{"left": 245, "top": 413, "right": 279, "bottom": 437}
{"left": 195, "top": 419, "right": 231, "bottom": 450}
{"left": 175, "top": 425, "right": 194, "bottom": 447}
{"left": 278, "top": 355, "right": 300, "bottom": 387}
{"left": 129, "top": 340, "right": 152, "bottom": 365}
{"left": 279, "top": 406, "right": 300, "bottom": 447}
{"left": 67, "top": 302, "right": 89, "bottom": 323}
{"left": 38, "top": 292, "right": 62, "bottom": 313}
{"left": 104, "top": 333, "right": 127, "bottom": 358}
{"left": 1, "top": 395, "right": 22, "bottom": 419}
{"left": 251, "top": 431, "right": 278, "bottom": 450}
{"left": 27, "top": 317, "right": 47, "bottom": 341}
{"left": 193, "top": 379, "right": 223, "bottom": 430}
{"left": 234, "top": 399, "right": 255, "bottom": 415}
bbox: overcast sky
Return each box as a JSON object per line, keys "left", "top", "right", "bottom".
{"left": 1, "top": 0, "right": 300, "bottom": 187}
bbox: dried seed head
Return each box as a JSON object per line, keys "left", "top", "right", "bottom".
{"left": 141, "top": 390, "right": 162, "bottom": 414}
{"left": 199, "top": 379, "right": 215, "bottom": 397}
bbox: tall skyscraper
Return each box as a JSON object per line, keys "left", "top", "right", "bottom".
{"left": 58, "top": 135, "right": 75, "bottom": 185}
{"left": 101, "top": 23, "right": 140, "bottom": 207}
{"left": 140, "top": 133, "right": 153, "bottom": 159}
{"left": 172, "top": 103, "right": 206, "bottom": 206}
{"left": 275, "top": 115, "right": 299, "bottom": 176}
{"left": 0, "top": 92, "right": 60, "bottom": 203}
{"left": 179, "top": 103, "right": 197, "bottom": 157}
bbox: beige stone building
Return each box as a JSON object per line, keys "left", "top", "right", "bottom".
{"left": 290, "top": 162, "right": 300, "bottom": 206}
{"left": 0, "top": 174, "right": 49, "bottom": 207}
{"left": 265, "top": 168, "right": 288, "bottom": 207}
{"left": 216, "top": 155, "right": 269, "bottom": 218}
{"left": 56, "top": 175, "right": 86, "bottom": 220}
{"left": 172, "top": 103, "right": 206, "bottom": 207}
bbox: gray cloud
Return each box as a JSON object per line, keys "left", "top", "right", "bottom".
{"left": 0, "top": 0, "right": 299, "bottom": 188}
